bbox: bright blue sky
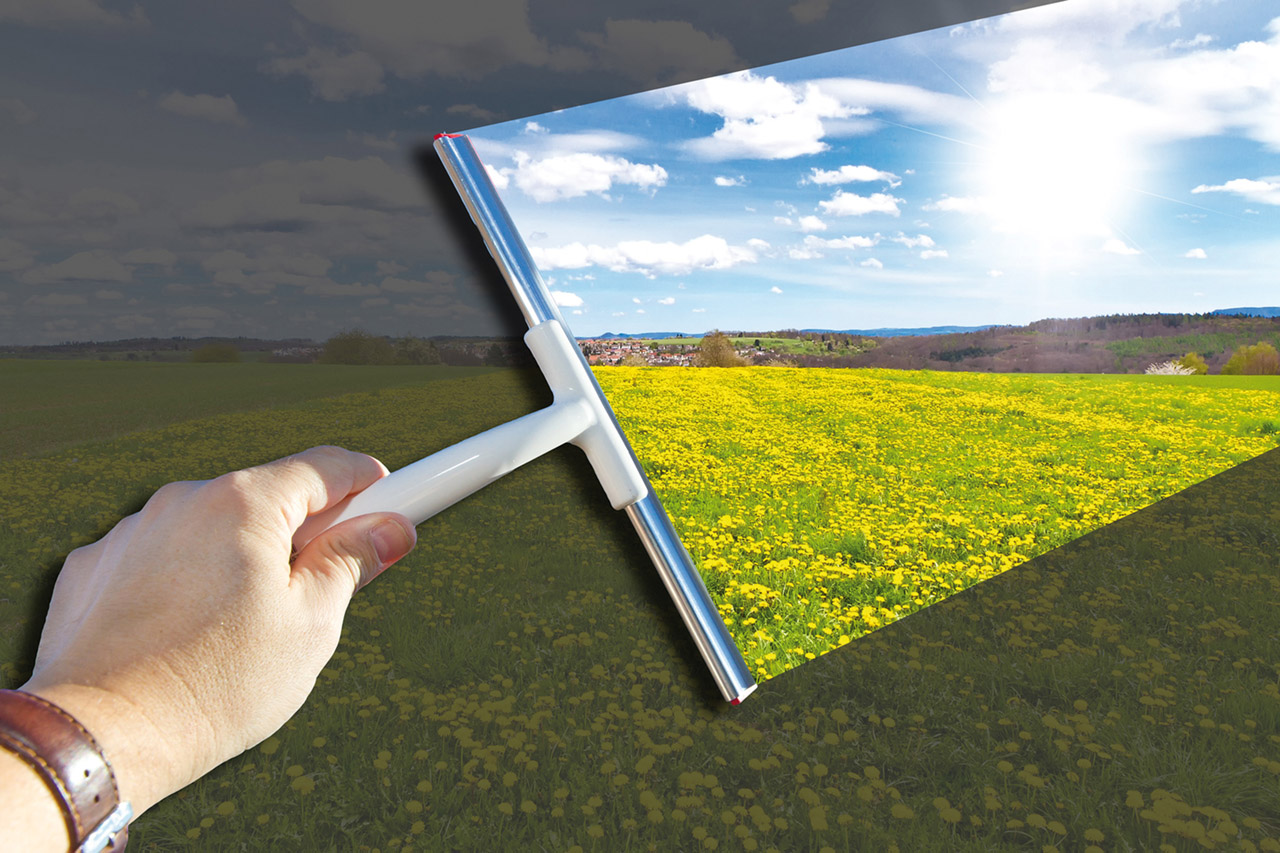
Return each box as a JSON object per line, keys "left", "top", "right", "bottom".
{"left": 470, "top": 0, "right": 1280, "bottom": 336}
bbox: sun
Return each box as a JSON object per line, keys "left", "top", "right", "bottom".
{"left": 976, "top": 91, "right": 1137, "bottom": 250}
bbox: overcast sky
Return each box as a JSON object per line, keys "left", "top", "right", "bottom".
{"left": 1, "top": 0, "right": 1275, "bottom": 343}
{"left": 470, "top": 0, "right": 1280, "bottom": 335}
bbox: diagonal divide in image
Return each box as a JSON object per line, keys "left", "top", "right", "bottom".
{"left": 458, "top": 0, "right": 1280, "bottom": 683}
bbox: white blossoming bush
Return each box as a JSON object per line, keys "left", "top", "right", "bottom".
{"left": 1146, "top": 361, "right": 1196, "bottom": 375}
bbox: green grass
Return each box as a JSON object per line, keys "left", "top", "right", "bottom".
{"left": 0, "top": 360, "right": 500, "bottom": 459}
{"left": 0, "top": 371, "right": 1276, "bottom": 850}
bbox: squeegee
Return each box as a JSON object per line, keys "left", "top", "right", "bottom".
{"left": 294, "top": 133, "right": 757, "bottom": 705}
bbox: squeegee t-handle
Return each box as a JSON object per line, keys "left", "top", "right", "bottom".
{"left": 302, "top": 133, "right": 757, "bottom": 705}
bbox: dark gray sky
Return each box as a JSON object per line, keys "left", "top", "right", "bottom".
{"left": 0, "top": 0, "right": 1061, "bottom": 344}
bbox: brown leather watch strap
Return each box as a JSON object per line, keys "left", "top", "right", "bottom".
{"left": 0, "top": 688, "right": 129, "bottom": 851}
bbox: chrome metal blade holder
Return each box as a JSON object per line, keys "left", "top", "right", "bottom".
{"left": 295, "top": 133, "right": 756, "bottom": 704}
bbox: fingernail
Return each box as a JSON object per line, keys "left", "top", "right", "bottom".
{"left": 370, "top": 518, "right": 414, "bottom": 565}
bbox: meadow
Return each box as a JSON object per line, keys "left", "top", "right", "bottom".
{"left": 597, "top": 368, "right": 1280, "bottom": 680}
{"left": 0, "top": 360, "right": 496, "bottom": 459}
{"left": 0, "top": 363, "right": 1276, "bottom": 850}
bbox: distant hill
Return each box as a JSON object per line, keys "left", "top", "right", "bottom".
{"left": 803, "top": 324, "right": 993, "bottom": 337}
{"left": 827, "top": 312, "right": 1280, "bottom": 374}
{"left": 1211, "top": 307, "right": 1280, "bottom": 318}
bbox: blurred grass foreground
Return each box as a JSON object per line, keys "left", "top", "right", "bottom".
{"left": 0, "top": 363, "right": 1276, "bottom": 850}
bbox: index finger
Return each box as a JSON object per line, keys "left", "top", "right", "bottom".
{"left": 235, "top": 446, "right": 390, "bottom": 534}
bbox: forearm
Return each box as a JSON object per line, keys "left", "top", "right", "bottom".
{"left": 0, "top": 746, "right": 72, "bottom": 852}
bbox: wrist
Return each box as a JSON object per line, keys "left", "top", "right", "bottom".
{"left": 0, "top": 688, "right": 132, "bottom": 851}
{"left": 0, "top": 746, "right": 71, "bottom": 852}
{"left": 20, "top": 681, "right": 179, "bottom": 818}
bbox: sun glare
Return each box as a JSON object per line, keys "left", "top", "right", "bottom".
{"left": 978, "top": 92, "right": 1137, "bottom": 251}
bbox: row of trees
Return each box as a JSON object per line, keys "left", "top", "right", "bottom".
{"left": 317, "top": 330, "right": 443, "bottom": 365}
{"left": 1175, "top": 342, "right": 1280, "bottom": 375}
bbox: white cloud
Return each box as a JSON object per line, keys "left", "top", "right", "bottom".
{"left": 551, "top": 290, "right": 584, "bottom": 307}
{"left": 860, "top": 258, "right": 883, "bottom": 269}
{"left": 801, "top": 234, "right": 876, "bottom": 251}
{"left": 635, "top": 308, "right": 646, "bottom": 314}
{"left": 677, "top": 70, "right": 863, "bottom": 160}
{"left": 1184, "top": 247, "right": 1207, "bottom": 259}
{"left": 692, "top": 308, "right": 706, "bottom": 313}
{"left": 632, "top": 297, "right": 643, "bottom": 304}
{"left": 810, "top": 78, "right": 975, "bottom": 128}
{"left": 818, "top": 190, "right": 902, "bottom": 217}
{"left": 1170, "top": 34, "right": 1214, "bottom": 50}
{"left": 262, "top": 47, "right": 385, "bottom": 102}
{"left": 158, "top": 92, "right": 246, "bottom": 126}
{"left": 890, "top": 233, "right": 935, "bottom": 249}
{"left": 484, "top": 164, "right": 510, "bottom": 190}
{"left": 501, "top": 152, "right": 667, "bottom": 202}
{"left": 524, "top": 121, "right": 548, "bottom": 135}
{"left": 770, "top": 286, "right": 783, "bottom": 293}
{"left": 658, "top": 297, "right": 675, "bottom": 305}
{"left": 22, "top": 250, "right": 132, "bottom": 285}
{"left": 773, "top": 216, "right": 793, "bottom": 226}
{"left": 965, "top": 0, "right": 1186, "bottom": 44}
{"left": 920, "top": 249, "right": 949, "bottom": 259}
{"left": 798, "top": 215, "right": 827, "bottom": 232}
{"left": 806, "top": 164, "right": 901, "bottom": 186}
{"left": 714, "top": 175, "right": 746, "bottom": 187}
{"left": 924, "top": 195, "right": 991, "bottom": 214}
{"left": 531, "top": 234, "right": 759, "bottom": 276}
{"left": 988, "top": 269, "right": 1004, "bottom": 277}
{"left": 1191, "top": 177, "right": 1280, "bottom": 205}
{"left": 1102, "top": 238, "right": 1141, "bottom": 255}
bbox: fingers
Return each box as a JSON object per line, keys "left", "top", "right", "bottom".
{"left": 290, "top": 512, "right": 416, "bottom": 604}
{"left": 229, "top": 446, "right": 390, "bottom": 533}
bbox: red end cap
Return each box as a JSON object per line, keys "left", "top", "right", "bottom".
{"left": 434, "top": 133, "right": 464, "bottom": 140}
{"left": 730, "top": 698, "right": 741, "bottom": 706}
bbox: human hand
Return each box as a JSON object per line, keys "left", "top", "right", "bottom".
{"left": 19, "top": 445, "right": 417, "bottom": 819}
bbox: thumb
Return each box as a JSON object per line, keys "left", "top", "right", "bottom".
{"left": 291, "top": 513, "right": 416, "bottom": 600}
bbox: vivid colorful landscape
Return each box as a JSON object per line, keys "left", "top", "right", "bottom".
{"left": 0, "top": 361, "right": 1277, "bottom": 850}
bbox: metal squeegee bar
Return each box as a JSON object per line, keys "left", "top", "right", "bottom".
{"left": 434, "top": 133, "right": 757, "bottom": 704}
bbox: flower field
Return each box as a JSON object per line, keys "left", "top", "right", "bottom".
{"left": 0, "top": 364, "right": 1276, "bottom": 850}
{"left": 597, "top": 367, "right": 1280, "bottom": 680}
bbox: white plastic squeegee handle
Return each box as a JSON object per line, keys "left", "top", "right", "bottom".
{"left": 291, "top": 319, "right": 647, "bottom": 552}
